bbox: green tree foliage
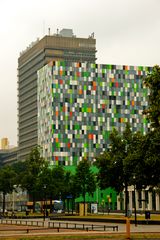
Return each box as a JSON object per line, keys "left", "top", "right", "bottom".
{"left": 96, "top": 123, "right": 145, "bottom": 215}
{"left": 96, "top": 128, "right": 127, "bottom": 215}
{"left": 0, "top": 165, "right": 16, "bottom": 214}
{"left": 97, "top": 124, "right": 130, "bottom": 192}
{"left": 20, "top": 146, "right": 46, "bottom": 212}
{"left": 74, "top": 158, "right": 96, "bottom": 215}
{"left": 123, "top": 131, "right": 148, "bottom": 189}
{"left": 62, "top": 171, "right": 77, "bottom": 214}
{"left": 143, "top": 65, "right": 160, "bottom": 129}
{"left": 142, "top": 130, "right": 160, "bottom": 189}
{"left": 143, "top": 65, "right": 160, "bottom": 188}
{"left": 37, "top": 165, "right": 65, "bottom": 212}
{"left": 12, "top": 161, "right": 27, "bottom": 186}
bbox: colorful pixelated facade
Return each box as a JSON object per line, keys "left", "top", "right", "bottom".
{"left": 38, "top": 61, "right": 150, "bottom": 166}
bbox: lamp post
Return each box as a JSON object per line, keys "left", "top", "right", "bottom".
{"left": 12, "top": 190, "right": 15, "bottom": 213}
{"left": 133, "top": 176, "right": 137, "bottom": 226}
{"left": 43, "top": 184, "right": 46, "bottom": 221}
{"left": 123, "top": 141, "right": 129, "bottom": 217}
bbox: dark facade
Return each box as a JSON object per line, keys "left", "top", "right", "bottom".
{"left": 0, "top": 148, "right": 18, "bottom": 166}
{"left": 18, "top": 30, "right": 96, "bottom": 161}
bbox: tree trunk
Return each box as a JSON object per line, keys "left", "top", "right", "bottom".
{"left": 50, "top": 196, "right": 52, "bottom": 213}
{"left": 32, "top": 193, "right": 36, "bottom": 213}
{"left": 67, "top": 198, "right": 69, "bottom": 214}
{"left": 125, "top": 182, "right": 128, "bottom": 217}
{"left": 72, "top": 198, "right": 74, "bottom": 215}
{"left": 2, "top": 192, "right": 6, "bottom": 215}
{"left": 61, "top": 196, "right": 65, "bottom": 214}
{"left": 83, "top": 191, "right": 86, "bottom": 216}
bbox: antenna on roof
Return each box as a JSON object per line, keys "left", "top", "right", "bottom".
{"left": 88, "top": 32, "right": 95, "bottom": 39}
{"left": 91, "top": 32, "right": 94, "bottom": 38}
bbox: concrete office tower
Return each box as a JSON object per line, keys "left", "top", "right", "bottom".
{"left": 18, "top": 29, "right": 96, "bottom": 161}
{"left": 38, "top": 61, "right": 150, "bottom": 166}
{"left": 1, "top": 138, "right": 9, "bottom": 150}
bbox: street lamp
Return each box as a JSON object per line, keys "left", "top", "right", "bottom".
{"left": 133, "top": 175, "right": 137, "bottom": 227}
{"left": 43, "top": 184, "right": 46, "bottom": 221}
{"left": 122, "top": 140, "right": 129, "bottom": 217}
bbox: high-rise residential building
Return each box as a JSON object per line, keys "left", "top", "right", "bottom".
{"left": 18, "top": 29, "right": 96, "bottom": 161}
{"left": 38, "top": 61, "right": 151, "bottom": 166}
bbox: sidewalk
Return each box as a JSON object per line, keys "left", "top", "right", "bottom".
{"left": 1, "top": 218, "right": 160, "bottom": 233}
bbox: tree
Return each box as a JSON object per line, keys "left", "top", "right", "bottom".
{"left": 37, "top": 165, "right": 65, "bottom": 213}
{"left": 74, "top": 158, "right": 96, "bottom": 215}
{"left": 0, "top": 165, "right": 16, "bottom": 214}
{"left": 20, "top": 146, "right": 46, "bottom": 212}
{"left": 123, "top": 131, "right": 147, "bottom": 190}
{"left": 143, "top": 65, "right": 160, "bottom": 129}
{"left": 141, "top": 130, "right": 160, "bottom": 189}
{"left": 62, "top": 171, "right": 79, "bottom": 214}
{"left": 142, "top": 65, "right": 160, "bottom": 188}
{"left": 12, "top": 161, "right": 27, "bottom": 186}
{"left": 96, "top": 123, "right": 145, "bottom": 216}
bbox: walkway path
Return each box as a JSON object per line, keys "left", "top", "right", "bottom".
{"left": 0, "top": 218, "right": 159, "bottom": 238}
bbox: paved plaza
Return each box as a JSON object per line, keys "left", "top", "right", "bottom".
{"left": 0, "top": 218, "right": 160, "bottom": 238}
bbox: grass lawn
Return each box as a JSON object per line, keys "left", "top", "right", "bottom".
{"left": 14, "top": 211, "right": 160, "bottom": 221}
{"left": 1, "top": 233, "right": 160, "bottom": 240}
{"left": 56, "top": 213, "right": 160, "bottom": 221}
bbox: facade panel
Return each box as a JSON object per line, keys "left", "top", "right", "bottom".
{"left": 38, "top": 61, "right": 150, "bottom": 166}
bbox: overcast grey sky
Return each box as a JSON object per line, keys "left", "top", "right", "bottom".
{"left": 0, "top": 0, "right": 160, "bottom": 146}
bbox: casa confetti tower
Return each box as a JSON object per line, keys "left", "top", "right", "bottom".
{"left": 18, "top": 29, "right": 96, "bottom": 161}
{"left": 38, "top": 61, "right": 150, "bottom": 166}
